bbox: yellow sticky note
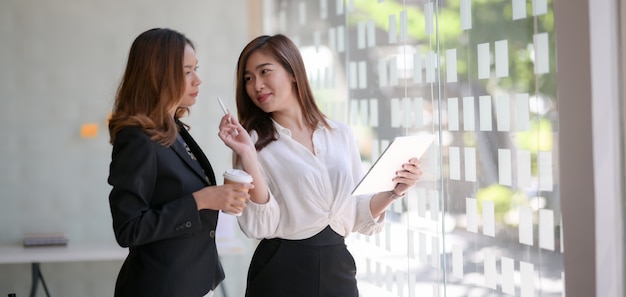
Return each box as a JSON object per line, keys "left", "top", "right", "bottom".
{"left": 80, "top": 123, "right": 98, "bottom": 138}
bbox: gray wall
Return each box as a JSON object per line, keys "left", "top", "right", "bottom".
{"left": 0, "top": 0, "right": 254, "bottom": 296}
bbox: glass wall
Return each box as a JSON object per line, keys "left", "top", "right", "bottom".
{"left": 261, "top": 0, "right": 562, "bottom": 296}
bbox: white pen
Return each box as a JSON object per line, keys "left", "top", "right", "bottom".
{"left": 217, "top": 96, "right": 239, "bottom": 136}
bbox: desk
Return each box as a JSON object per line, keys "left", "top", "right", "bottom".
{"left": 0, "top": 239, "right": 242, "bottom": 297}
{"left": 0, "top": 243, "right": 127, "bottom": 297}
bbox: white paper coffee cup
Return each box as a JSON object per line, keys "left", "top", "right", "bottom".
{"left": 222, "top": 169, "right": 253, "bottom": 216}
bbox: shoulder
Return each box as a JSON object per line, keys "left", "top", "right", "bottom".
{"left": 325, "top": 118, "right": 353, "bottom": 138}
{"left": 111, "top": 126, "right": 155, "bottom": 157}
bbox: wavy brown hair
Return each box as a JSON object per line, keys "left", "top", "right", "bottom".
{"left": 108, "top": 28, "right": 193, "bottom": 146}
{"left": 235, "top": 34, "right": 330, "bottom": 151}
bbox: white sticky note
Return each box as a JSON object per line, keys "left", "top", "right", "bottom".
{"left": 430, "top": 189, "right": 439, "bottom": 221}
{"left": 328, "top": 28, "right": 337, "bottom": 51}
{"left": 431, "top": 236, "right": 439, "bottom": 268}
{"left": 357, "top": 22, "right": 366, "bottom": 49}
{"left": 349, "top": 100, "right": 360, "bottom": 126}
{"left": 369, "top": 98, "right": 379, "bottom": 127}
{"left": 460, "top": 0, "right": 472, "bottom": 30}
{"left": 517, "top": 150, "right": 531, "bottom": 188}
{"left": 400, "top": 10, "right": 408, "bottom": 42}
{"left": 463, "top": 96, "right": 475, "bottom": 131}
{"left": 466, "top": 197, "right": 478, "bottom": 233}
{"left": 375, "top": 261, "right": 382, "bottom": 286}
{"left": 520, "top": 262, "right": 535, "bottom": 297}
{"left": 538, "top": 151, "right": 553, "bottom": 191}
{"left": 516, "top": 93, "right": 530, "bottom": 131}
{"left": 336, "top": 0, "right": 344, "bottom": 15}
{"left": 447, "top": 98, "right": 459, "bottom": 131}
{"left": 299, "top": 2, "right": 307, "bottom": 25}
{"left": 362, "top": 21, "right": 374, "bottom": 48}
{"left": 449, "top": 147, "right": 461, "bottom": 180}
{"left": 499, "top": 149, "right": 512, "bottom": 186}
{"left": 426, "top": 51, "right": 437, "bottom": 83}
{"left": 279, "top": 10, "right": 287, "bottom": 32}
{"left": 391, "top": 98, "right": 401, "bottom": 128}
{"left": 512, "top": 0, "right": 526, "bottom": 20}
{"left": 519, "top": 206, "right": 534, "bottom": 246}
{"left": 337, "top": 26, "right": 345, "bottom": 52}
{"left": 379, "top": 59, "right": 388, "bottom": 87}
{"left": 388, "top": 14, "right": 397, "bottom": 44}
{"left": 417, "top": 188, "right": 427, "bottom": 218}
{"left": 534, "top": 33, "right": 549, "bottom": 74}
{"left": 452, "top": 245, "right": 463, "bottom": 278}
{"left": 496, "top": 94, "right": 511, "bottom": 131}
{"left": 446, "top": 49, "right": 458, "bottom": 83}
{"left": 478, "top": 43, "right": 491, "bottom": 79}
{"left": 349, "top": 61, "right": 357, "bottom": 89}
{"left": 390, "top": 56, "right": 398, "bottom": 86}
{"left": 479, "top": 95, "right": 492, "bottom": 131}
{"left": 359, "top": 99, "right": 368, "bottom": 126}
{"left": 464, "top": 147, "right": 476, "bottom": 182}
{"left": 539, "top": 209, "right": 555, "bottom": 251}
{"left": 484, "top": 253, "right": 497, "bottom": 289}
{"left": 359, "top": 61, "right": 367, "bottom": 89}
{"left": 320, "top": 0, "right": 328, "bottom": 19}
{"left": 328, "top": 66, "right": 336, "bottom": 88}
{"left": 413, "top": 97, "right": 424, "bottom": 128}
{"left": 482, "top": 200, "right": 495, "bottom": 237}
{"left": 419, "top": 232, "right": 427, "bottom": 263}
{"left": 501, "top": 257, "right": 515, "bottom": 295}
{"left": 425, "top": 2, "right": 434, "bottom": 35}
{"left": 495, "top": 40, "right": 509, "bottom": 77}
{"left": 533, "top": 0, "right": 548, "bottom": 16}
{"left": 314, "top": 31, "right": 321, "bottom": 53}
{"left": 413, "top": 52, "right": 423, "bottom": 83}
{"left": 348, "top": 0, "right": 355, "bottom": 12}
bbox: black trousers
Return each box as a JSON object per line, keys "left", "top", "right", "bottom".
{"left": 245, "top": 226, "right": 358, "bottom": 297}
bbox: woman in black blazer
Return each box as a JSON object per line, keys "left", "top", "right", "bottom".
{"left": 107, "top": 28, "right": 253, "bottom": 297}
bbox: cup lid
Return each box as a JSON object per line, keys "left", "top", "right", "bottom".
{"left": 223, "top": 169, "right": 253, "bottom": 183}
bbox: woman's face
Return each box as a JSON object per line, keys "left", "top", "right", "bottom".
{"left": 178, "top": 44, "right": 201, "bottom": 108}
{"left": 243, "top": 50, "right": 297, "bottom": 113}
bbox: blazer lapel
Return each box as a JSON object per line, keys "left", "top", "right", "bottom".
{"left": 175, "top": 120, "right": 217, "bottom": 186}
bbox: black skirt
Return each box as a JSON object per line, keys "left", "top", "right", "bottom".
{"left": 245, "top": 226, "right": 358, "bottom": 297}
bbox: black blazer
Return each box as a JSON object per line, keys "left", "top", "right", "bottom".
{"left": 108, "top": 121, "right": 224, "bottom": 297}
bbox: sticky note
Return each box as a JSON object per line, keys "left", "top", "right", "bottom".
{"left": 496, "top": 94, "right": 511, "bottom": 131}
{"left": 369, "top": 98, "right": 379, "bottom": 127}
{"left": 516, "top": 93, "right": 530, "bottom": 131}
{"left": 337, "top": 26, "right": 345, "bottom": 52}
{"left": 519, "top": 206, "right": 533, "bottom": 246}
{"left": 460, "top": 0, "right": 472, "bottom": 29}
{"left": 478, "top": 43, "right": 490, "bottom": 79}
{"left": 534, "top": 33, "right": 549, "bottom": 74}
{"left": 464, "top": 147, "right": 476, "bottom": 182}
{"left": 539, "top": 209, "right": 555, "bottom": 251}
{"left": 538, "top": 151, "right": 553, "bottom": 191}
{"left": 388, "top": 14, "right": 397, "bottom": 44}
{"left": 447, "top": 49, "right": 458, "bottom": 83}
{"left": 520, "top": 262, "right": 535, "bottom": 297}
{"left": 359, "top": 61, "right": 367, "bottom": 89}
{"left": 482, "top": 200, "right": 495, "bottom": 236}
{"left": 426, "top": 51, "right": 436, "bottom": 83}
{"left": 479, "top": 95, "right": 492, "bottom": 131}
{"left": 390, "top": 56, "right": 398, "bottom": 86}
{"left": 495, "top": 40, "right": 509, "bottom": 78}
{"left": 358, "top": 22, "right": 366, "bottom": 49}
{"left": 414, "top": 53, "right": 423, "bottom": 83}
{"left": 425, "top": 3, "right": 434, "bottom": 35}
{"left": 367, "top": 20, "right": 376, "bottom": 47}
{"left": 431, "top": 236, "right": 439, "bottom": 267}
{"left": 499, "top": 149, "right": 512, "bottom": 186}
{"left": 501, "top": 257, "right": 515, "bottom": 294}
{"left": 320, "top": 0, "right": 328, "bottom": 19}
{"left": 336, "top": 0, "right": 344, "bottom": 15}
{"left": 349, "top": 61, "right": 357, "bottom": 89}
{"left": 513, "top": 0, "right": 526, "bottom": 20}
{"left": 400, "top": 10, "right": 408, "bottom": 42}
{"left": 453, "top": 245, "right": 463, "bottom": 278}
{"left": 430, "top": 189, "right": 439, "bottom": 221}
{"left": 80, "top": 123, "right": 98, "bottom": 138}
{"left": 463, "top": 97, "right": 475, "bottom": 131}
{"left": 466, "top": 197, "right": 478, "bottom": 233}
{"left": 448, "top": 98, "right": 459, "bottom": 131}
{"left": 418, "top": 188, "right": 427, "bottom": 218}
{"left": 517, "top": 150, "right": 531, "bottom": 188}
{"left": 533, "top": 0, "right": 548, "bottom": 16}
{"left": 329, "top": 27, "right": 337, "bottom": 51}
{"left": 299, "top": 2, "right": 306, "bottom": 25}
{"left": 379, "top": 59, "right": 388, "bottom": 87}
{"left": 391, "top": 98, "right": 402, "bottom": 128}
{"left": 413, "top": 97, "right": 424, "bottom": 128}
{"left": 449, "top": 147, "right": 461, "bottom": 180}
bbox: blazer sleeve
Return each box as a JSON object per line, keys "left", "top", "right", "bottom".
{"left": 108, "top": 127, "right": 202, "bottom": 247}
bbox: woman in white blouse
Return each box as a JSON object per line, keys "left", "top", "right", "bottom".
{"left": 218, "top": 34, "right": 422, "bottom": 297}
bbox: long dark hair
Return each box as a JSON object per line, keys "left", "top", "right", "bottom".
{"left": 109, "top": 28, "right": 193, "bottom": 146}
{"left": 235, "top": 34, "right": 330, "bottom": 151}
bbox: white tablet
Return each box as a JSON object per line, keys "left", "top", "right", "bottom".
{"left": 351, "top": 134, "right": 435, "bottom": 196}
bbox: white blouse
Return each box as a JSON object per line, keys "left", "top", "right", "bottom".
{"left": 237, "top": 119, "right": 385, "bottom": 240}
